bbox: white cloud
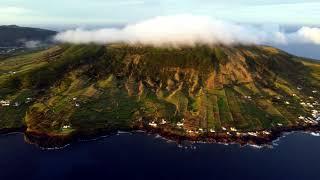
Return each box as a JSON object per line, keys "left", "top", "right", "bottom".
{"left": 294, "top": 27, "right": 320, "bottom": 44}
{"left": 55, "top": 14, "right": 320, "bottom": 46}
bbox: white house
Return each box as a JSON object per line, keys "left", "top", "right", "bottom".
{"left": 148, "top": 122, "right": 157, "bottom": 127}
{"left": 0, "top": 100, "right": 10, "bottom": 106}
{"left": 248, "top": 132, "right": 258, "bottom": 136}
{"left": 63, "top": 125, "right": 71, "bottom": 129}
{"left": 262, "top": 131, "right": 271, "bottom": 135}
{"left": 176, "top": 122, "right": 184, "bottom": 127}
{"left": 161, "top": 119, "right": 167, "bottom": 125}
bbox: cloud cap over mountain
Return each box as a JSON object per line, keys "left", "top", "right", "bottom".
{"left": 55, "top": 15, "right": 320, "bottom": 46}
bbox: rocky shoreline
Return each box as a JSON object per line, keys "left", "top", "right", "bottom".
{"left": 6, "top": 123, "right": 317, "bottom": 149}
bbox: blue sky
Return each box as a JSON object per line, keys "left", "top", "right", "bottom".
{"left": 1, "top": 0, "right": 320, "bottom": 26}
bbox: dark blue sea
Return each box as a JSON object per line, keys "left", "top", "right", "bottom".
{"left": 1, "top": 132, "right": 320, "bottom": 180}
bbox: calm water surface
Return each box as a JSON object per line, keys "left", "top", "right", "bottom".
{"left": 0, "top": 132, "right": 320, "bottom": 180}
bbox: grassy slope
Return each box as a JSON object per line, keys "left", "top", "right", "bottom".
{"left": 0, "top": 44, "right": 319, "bottom": 136}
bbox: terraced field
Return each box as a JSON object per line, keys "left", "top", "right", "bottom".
{"left": 0, "top": 44, "right": 319, "bottom": 141}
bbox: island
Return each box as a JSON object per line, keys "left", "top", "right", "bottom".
{"left": 0, "top": 44, "right": 319, "bottom": 148}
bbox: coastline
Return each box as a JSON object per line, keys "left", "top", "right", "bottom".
{"left": 0, "top": 126, "right": 26, "bottom": 135}
{"left": 15, "top": 123, "right": 320, "bottom": 149}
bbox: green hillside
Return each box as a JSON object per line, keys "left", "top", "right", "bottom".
{"left": 0, "top": 44, "right": 319, "bottom": 140}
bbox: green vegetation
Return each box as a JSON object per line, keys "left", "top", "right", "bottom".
{"left": 0, "top": 44, "right": 319, "bottom": 138}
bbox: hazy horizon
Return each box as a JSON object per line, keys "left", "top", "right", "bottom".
{"left": 1, "top": 0, "right": 320, "bottom": 25}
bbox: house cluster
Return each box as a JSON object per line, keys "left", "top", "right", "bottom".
{"left": 148, "top": 118, "right": 167, "bottom": 128}
{"left": 311, "top": 110, "right": 320, "bottom": 121}
{"left": 244, "top": 96, "right": 252, "bottom": 100}
{"left": 247, "top": 132, "right": 258, "bottom": 137}
{"left": 62, "top": 125, "right": 71, "bottom": 129}
{"left": 72, "top": 97, "right": 80, "bottom": 107}
{"left": 0, "top": 100, "right": 10, "bottom": 106}
{"left": 300, "top": 101, "right": 316, "bottom": 108}
{"left": 298, "top": 115, "right": 318, "bottom": 125}
{"left": 1, "top": 97, "right": 35, "bottom": 107}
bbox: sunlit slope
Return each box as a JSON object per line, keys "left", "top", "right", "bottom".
{"left": 0, "top": 44, "right": 319, "bottom": 136}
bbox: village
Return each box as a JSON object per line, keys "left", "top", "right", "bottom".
{"left": 0, "top": 97, "right": 33, "bottom": 107}
{"left": 1, "top": 85, "right": 319, "bottom": 135}
{"left": 146, "top": 86, "right": 320, "bottom": 137}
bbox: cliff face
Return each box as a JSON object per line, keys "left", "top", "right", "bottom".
{"left": 0, "top": 44, "right": 319, "bottom": 138}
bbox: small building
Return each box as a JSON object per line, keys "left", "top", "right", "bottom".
{"left": 187, "top": 130, "right": 194, "bottom": 134}
{"left": 63, "top": 125, "right": 71, "bottom": 129}
{"left": 0, "top": 100, "right": 10, "bottom": 106}
{"left": 230, "top": 127, "right": 237, "bottom": 132}
{"left": 248, "top": 132, "right": 258, "bottom": 137}
{"left": 262, "top": 131, "right": 271, "bottom": 135}
{"left": 148, "top": 122, "right": 157, "bottom": 128}
{"left": 307, "top": 103, "right": 314, "bottom": 108}
{"left": 176, "top": 122, "right": 184, "bottom": 127}
{"left": 25, "top": 98, "right": 33, "bottom": 103}
{"left": 161, "top": 119, "right": 167, "bottom": 125}
{"left": 244, "top": 96, "right": 252, "bottom": 99}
